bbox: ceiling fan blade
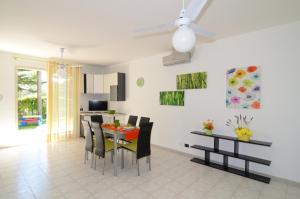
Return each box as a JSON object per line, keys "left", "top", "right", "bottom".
{"left": 185, "top": 0, "right": 207, "bottom": 21}
{"left": 134, "top": 21, "right": 175, "bottom": 36}
{"left": 190, "top": 23, "right": 215, "bottom": 38}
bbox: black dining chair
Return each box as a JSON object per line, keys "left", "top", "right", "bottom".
{"left": 90, "top": 115, "right": 104, "bottom": 136}
{"left": 91, "top": 115, "right": 103, "bottom": 125}
{"left": 121, "top": 122, "right": 154, "bottom": 176}
{"left": 81, "top": 120, "right": 94, "bottom": 168}
{"left": 128, "top": 115, "right": 138, "bottom": 126}
{"left": 91, "top": 122, "right": 116, "bottom": 175}
{"left": 138, "top": 117, "right": 150, "bottom": 127}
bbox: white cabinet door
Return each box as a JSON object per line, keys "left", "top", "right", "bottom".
{"left": 86, "top": 74, "right": 94, "bottom": 94}
{"left": 94, "top": 74, "right": 104, "bottom": 94}
{"left": 110, "top": 73, "right": 118, "bottom": 86}
{"left": 103, "top": 74, "right": 110, "bottom": 93}
{"left": 103, "top": 73, "right": 118, "bottom": 93}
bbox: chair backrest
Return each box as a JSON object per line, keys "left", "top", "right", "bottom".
{"left": 138, "top": 117, "right": 150, "bottom": 127}
{"left": 91, "top": 122, "right": 105, "bottom": 158}
{"left": 137, "top": 122, "right": 153, "bottom": 160}
{"left": 91, "top": 115, "right": 103, "bottom": 125}
{"left": 128, "top": 115, "right": 138, "bottom": 126}
{"left": 82, "top": 120, "right": 93, "bottom": 152}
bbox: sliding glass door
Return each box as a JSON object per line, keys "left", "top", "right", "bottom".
{"left": 17, "top": 68, "right": 48, "bottom": 141}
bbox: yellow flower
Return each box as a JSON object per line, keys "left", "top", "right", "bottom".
{"left": 235, "top": 69, "right": 246, "bottom": 79}
{"left": 228, "top": 78, "right": 238, "bottom": 87}
{"left": 243, "top": 79, "right": 253, "bottom": 88}
{"left": 236, "top": 128, "right": 253, "bottom": 137}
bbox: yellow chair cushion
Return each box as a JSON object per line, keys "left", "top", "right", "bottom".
{"left": 92, "top": 137, "right": 119, "bottom": 152}
{"left": 104, "top": 139, "right": 115, "bottom": 152}
{"left": 121, "top": 139, "right": 137, "bottom": 152}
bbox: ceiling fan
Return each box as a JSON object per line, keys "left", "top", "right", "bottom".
{"left": 135, "top": 0, "right": 214, "bottom": 52}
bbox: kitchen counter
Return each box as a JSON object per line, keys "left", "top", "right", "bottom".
{"left": 80, "top": 111, "right": 126, "bottom": 117}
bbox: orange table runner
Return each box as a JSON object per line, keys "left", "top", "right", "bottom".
{"left": 102, "top": 125, "right": 139, "bottom": 141}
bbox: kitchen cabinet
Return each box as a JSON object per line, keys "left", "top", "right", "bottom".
{"left": 81, "top": 73, "right": 103, "bottom": 94}
{"left": 86, "top": 74, "right": 94, "bottom": 94}
{"left": 110, "top": 73, "right": 125, "bottom": 101}
{"left": 81, "top": 72, "right": 125, "bottom": 100}
{"left": 94, "top": 74, "right": 104, "bottom": 94}
{"left": 103, "top": 73, "right": 118, "bottom": 93}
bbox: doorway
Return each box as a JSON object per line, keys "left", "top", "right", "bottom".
{"left": 17, "top": 68, "right": 48, "bottom": 144}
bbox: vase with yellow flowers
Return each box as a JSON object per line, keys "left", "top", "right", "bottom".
{"left": 203, "top": 119, "right": 214, "bottom": 135}
{"left": 226, "top": 115, "right": 254, "bottom": 141}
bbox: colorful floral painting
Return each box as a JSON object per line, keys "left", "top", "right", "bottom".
{"left": 226, "top": 66, "right": 261, "bottom": 109}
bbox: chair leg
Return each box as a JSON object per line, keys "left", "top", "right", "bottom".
{"left": 148, "top": 156, "right": 151, "bottom": 171}
{"left": 102, "top": 158, "right": 105, "bottom": 175}
{"left": 137, "top": 159, "right": 140, "bottom": 176}
{"left": 84, "top": 151, "right": 87, "bottom": 164}
{"left": 111, "top": 151, "right": 113, "bottom": 163}
{"left": 94, "top": 155, "right": 97, "bottom": 170}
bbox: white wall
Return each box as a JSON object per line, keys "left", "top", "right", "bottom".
{"left": 0, "top": 52, "right": 17, "bottom": 143}
{"left": 105, "top": 21, "right": 300, "bottom": 182}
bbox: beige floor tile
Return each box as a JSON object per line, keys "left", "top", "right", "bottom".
{"left": 232, "top": 187, "right": 260, "bottom": 199}
{"left": 119, "top": 189, "right": 150, "bottom": 199}
{"left": 260, "top": 186, "right": 287, "bottom": 199}
{"left": 175, "top": 187, "right": 206, "bottom": 199}
{"left": 287, "top": 185, "right": 300, "bottom": 197}
{"left": 0, "top": 139, "right": 292, "bottom": 199}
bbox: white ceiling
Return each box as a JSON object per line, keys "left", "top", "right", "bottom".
{"left": 0, "top": 0, "right": 300, "bottom": 65}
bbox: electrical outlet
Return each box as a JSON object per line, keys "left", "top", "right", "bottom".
{"left": 184, "top": 143, "right": 189, "bottom": 148}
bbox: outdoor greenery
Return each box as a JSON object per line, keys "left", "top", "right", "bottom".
{"left": 160, "top": 91, "right": 184, "bottom": 106}
{"left": 18, "top": 97, "right": 47, "bottom": 119}
{"left": 176, "top": 72, "right": 207, "bottom": 89}
{"left": 17, "top": 69, "right": 47, "bottom": 129}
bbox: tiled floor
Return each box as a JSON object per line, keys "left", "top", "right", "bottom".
{"left": 0, "top": 139, "right": 299, "bottom": 199}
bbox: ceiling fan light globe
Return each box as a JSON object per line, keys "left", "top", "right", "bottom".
{"left": 172, "top": 26, "right": 196, "bottom": 52}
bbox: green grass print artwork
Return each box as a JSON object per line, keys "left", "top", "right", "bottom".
{"left": 160, "top": 91, "right": 184, "bottom": 106}
{"left": 176, "top": 72, "right": 207, "bottom": 89}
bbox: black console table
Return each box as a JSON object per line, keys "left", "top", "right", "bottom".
{"left": 190, "top": 131, "right": 272, "bottom": 183}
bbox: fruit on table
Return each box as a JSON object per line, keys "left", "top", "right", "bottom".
{"left": 102, "top": 123, "right": 115, "bottom": 128}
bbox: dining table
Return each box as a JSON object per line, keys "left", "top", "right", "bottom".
{"left": 79, "top": 111, "right": 126, "bottom": 137}
{"left": 101, "top": 125, "right": 139, "bottom": 176}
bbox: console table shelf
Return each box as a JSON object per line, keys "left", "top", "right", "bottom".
{"left": 191, "top": 131, "right": 272, "bottom": 147}
{"left": 190, "top": 157, "right": 271, "bottom": 183}
{"left": 190, "top": 131, "right": 272, "bottom": 184}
